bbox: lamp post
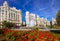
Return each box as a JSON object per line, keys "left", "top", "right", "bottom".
{"left": 50, "top": 21, "right": 52, "bottom": 28}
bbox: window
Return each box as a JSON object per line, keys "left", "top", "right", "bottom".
{"left": 16, "top": 15, "right": 17, "bottom": 21}
{"left": 14, "top": 13, "right": 15, "bottom": 20}
{"left": 9, "top": 13, "right": 10, "bottom": 19}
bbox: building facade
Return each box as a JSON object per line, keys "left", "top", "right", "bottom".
{"left": 51, "top": 17, "right": 57, "bottom": 25}
{"left": 25, "top": 11, "right": 36, "bottom": 27}
{"left": 25, "top": 11, "right": 51, "bottom": 27}
{"left": 25, "top": 11, "right": 30, "bottom": 27}
{"left": 0, "top": 1, "right": 22, "bottom": 28}
{"left": 40, "top": 18, "right": 51, "bottom": 26}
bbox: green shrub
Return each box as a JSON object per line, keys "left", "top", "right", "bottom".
{"left": 52, "top": 24, "right": 59, "bottom": 29}
{"left": 0, "top": 29, "right": 4, "bottom": 34}
{"left": 33, "top": 26, "right": 39, "bottom": 31}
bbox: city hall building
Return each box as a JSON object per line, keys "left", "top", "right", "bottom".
{"left": 0, "top": 1, "right": 22, "bottom": 28}
{"left": 25, "top": 11, "right": 50, "bottom": 27}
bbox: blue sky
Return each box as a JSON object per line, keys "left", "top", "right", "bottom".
{"left": 0, "top": 0, "right": 60, "bottom": 21}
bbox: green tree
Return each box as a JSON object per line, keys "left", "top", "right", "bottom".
{"left": 2, "top": 21, "right": 15, "bottom": 29}
{"left": 56, "top": 10, "right": 60, "bottom": 25}
{"left": 2, "top": 21, "right": 7, "bottom": 28}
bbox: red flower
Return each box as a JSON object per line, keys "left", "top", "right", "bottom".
{"left": 22, "top": 40, "right": 28, "bottom": 41}
{"left": 35, "top": 39, "right": 39, "bottom": 41}
{"left": 4, "top": 29, "right": 11, "bottom": 34}
{"left": 13, "top": 31, "right": 17, "bottom": 37}
{"left": 44, "top": 39, "right": 47, "bottom": 41}
{"left": 15, "top": 38, "right": 19, "bottom": 41}
{"left": 53, "top": 36, "right": 57, "bottom": 41}
{"left": 58, "top": 36, "right": 60, "bottom": 40}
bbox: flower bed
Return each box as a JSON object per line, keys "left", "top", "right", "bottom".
{"left": 0, "top": 29, "right": 60, "bottom": 41}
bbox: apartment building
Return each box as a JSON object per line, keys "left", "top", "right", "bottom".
{"left": 0, "top": 1, "right": 22, "bottom": 28}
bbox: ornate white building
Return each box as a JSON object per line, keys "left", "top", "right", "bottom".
{"left": 25, "top": 11, "right": 30, "bottom": 27}
{"left": 25, "top": 11, "right": 50, "bottom": 27}
{"left": 51, "top": 17, "right": 57, "bottom": 25}
{"left": 25, "top": 11, "right": 36, "bottom": 27}
{"left": 0, "top": 1, "right": 22, "bottom": 28}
